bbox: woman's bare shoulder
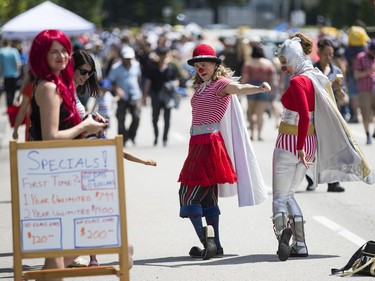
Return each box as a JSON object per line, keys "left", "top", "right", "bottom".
{"left": 34, "top": 80, "right": 60, "bottom": 105}
{"left": 35, "top": 80, "right": 58, "bottom": 95}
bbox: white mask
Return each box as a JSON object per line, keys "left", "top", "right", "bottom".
{"left": 278, "top": 37, "right": 313, "bottom": 77}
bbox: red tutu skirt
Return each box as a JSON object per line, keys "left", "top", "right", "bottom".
{"left": 178, "top": 131, "right": 237, "bottom": 187}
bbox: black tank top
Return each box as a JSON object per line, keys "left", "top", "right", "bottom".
{"left": 28, "top": 80, "right": 77, "bottom": 141}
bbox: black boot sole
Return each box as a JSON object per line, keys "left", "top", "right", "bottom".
{"left": 327, "top": 186, "right": 345, "bottom": 192}
{"left": 277, "top": 228, "right": 292, "bottom": 261}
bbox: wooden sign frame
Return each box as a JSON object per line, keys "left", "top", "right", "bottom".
{"left": 9, "top": 136, "right": 129, "bottom": 281}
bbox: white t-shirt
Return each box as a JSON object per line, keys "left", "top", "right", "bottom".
{"left": 75, "top": 94, "right": 86, "bottom": 119}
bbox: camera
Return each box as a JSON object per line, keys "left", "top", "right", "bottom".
{"left": 83, "top": 113, "right": 108, "bottom": 139}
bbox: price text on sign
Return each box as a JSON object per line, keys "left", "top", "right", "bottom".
{"left": 74, "top": 215, "right": 120, "bottom": 248}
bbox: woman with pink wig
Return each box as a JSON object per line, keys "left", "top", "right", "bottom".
{"left": 28, "top": 30, "right": 107, "bottom": 280}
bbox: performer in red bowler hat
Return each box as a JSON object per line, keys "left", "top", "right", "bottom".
{"left": 178, "top": 43, "right": 270, "bottom": 260}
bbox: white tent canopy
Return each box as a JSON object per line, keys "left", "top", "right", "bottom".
{"left": 1, "top": 1, "right": 95, "bottom": 40}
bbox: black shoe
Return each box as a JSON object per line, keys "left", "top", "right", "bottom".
{"left": 189, "top": 246, "right": 224, "bottom": 258}
{"left": 373, "top": 131, "right": 375, "bottom": 139}
{"left": 216, "top": 247, "right": 224, "bottom": 257}
{"left": 348, "top": 116, "right": 359, "bottom": 123}
{"left": 277, "top": 228, "right": 292, "bottom": 261}
{"left": 306, "top": 175, "right": 315, "bottom": 191}
{"left": 202, "top": 226, "right": 217, "bottom": 260}
{"left": 367, "top": 135, "right": 372, "bottom": 145}
{"left": 306, "top": 183, "right": 316, "bottom": 191}
{"left": 327, "top": 182, "right": 345, "bottom": 192}
{"left": 189, "top": 246, "right": 203, "bottom": 258}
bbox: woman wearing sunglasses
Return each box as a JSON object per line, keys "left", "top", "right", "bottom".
{"left": 72, "top": 49, "right": 100, "bottom": 119}
{"left": 272, "top": 33, "right": 374, "bottom": 262}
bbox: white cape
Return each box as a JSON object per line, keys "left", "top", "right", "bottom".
{"left": 218, "top": 95, "right": 268, "bottom": 207}
{"left": 304, "top": 69, "right": 375, "bottom": 185}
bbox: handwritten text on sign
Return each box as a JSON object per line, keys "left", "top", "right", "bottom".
{"left": 17, "top": 146, "right": 121, "bottom": 252}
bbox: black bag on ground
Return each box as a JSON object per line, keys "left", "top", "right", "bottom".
{"left": 331, "top": 240, "right": 375, "bottom": 277}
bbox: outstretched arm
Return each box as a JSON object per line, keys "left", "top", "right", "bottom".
{"left": 123, "top": 151, "right": 157, "bottom": 166}
{"left": 219, "top": 81, "right": 271, "bottom": 97}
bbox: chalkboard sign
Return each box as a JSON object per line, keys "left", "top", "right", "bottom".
{"left": 10, "top": 137, "right": 129, "bottom": 281}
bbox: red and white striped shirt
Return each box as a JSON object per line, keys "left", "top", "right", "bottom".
{"left": 191, "top": 78, "right": 232, "bottom": 126}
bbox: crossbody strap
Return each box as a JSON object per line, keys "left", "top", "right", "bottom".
{"left": 331, "top": 242, "right": 366, "bottom": 275}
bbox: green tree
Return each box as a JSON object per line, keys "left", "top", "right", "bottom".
{"left": 0, "top": 0, "right": 41, "bottom": 25}
{"left": 102, "top": 0, "right": 182, "bottom": 26}
{"left": 59, "top": 0, "right": 106, "bottom": 26}
{"left": 304, "top": 0, "right": 375, "bottom": 28}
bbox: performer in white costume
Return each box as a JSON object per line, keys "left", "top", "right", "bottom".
{"left": 272, "top": 33, "right": 375, "bottom": 262}
{"left": 178, "top": 44, "right": 270, "bottom": 260}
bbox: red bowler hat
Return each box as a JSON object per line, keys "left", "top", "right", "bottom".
{"left": 187, "top": 44, "right": 222, "bottom": 66}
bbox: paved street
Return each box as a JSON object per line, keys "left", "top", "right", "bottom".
{"left": 1, "top": 94, "right": 375, "bottom": 281}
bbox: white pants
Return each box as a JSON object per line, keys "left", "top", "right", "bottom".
{"left": 272, "top": 148, "right": 307, "bottom": 216}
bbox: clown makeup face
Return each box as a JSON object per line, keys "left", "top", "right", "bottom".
{"left": 194, "top": 61, "right": 217, "bottom": 81}
{"left": 279, "top": 55, "right": 293, "bottom": 75}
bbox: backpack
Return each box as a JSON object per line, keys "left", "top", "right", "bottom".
{"left": 331, "top": 241, "right": 375, "bottom": 277}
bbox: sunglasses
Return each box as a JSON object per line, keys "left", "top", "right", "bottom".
{"left": 77, "top": 68, "right": 94, "bottom": 76}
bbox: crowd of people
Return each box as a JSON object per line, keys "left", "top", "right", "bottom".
{"left": 1, "top": 23, "right": 374, "bottom": 150}
{"left": 0, "top": 21, "right": 374, "bottom": 278}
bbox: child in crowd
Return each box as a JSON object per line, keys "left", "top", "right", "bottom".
{"left": 94, "top": 79, "right": 115, "bottom": 124}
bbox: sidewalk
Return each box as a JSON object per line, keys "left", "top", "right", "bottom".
{"left": 0, "top": 96, "right": 18, "bottom": 279}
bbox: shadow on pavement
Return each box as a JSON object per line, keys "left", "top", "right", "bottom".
{"left": 0, "top": 201, "right": 11, "bottom": 205}
{"left": 102, "top": 253, "right": 340, "bottom": 268}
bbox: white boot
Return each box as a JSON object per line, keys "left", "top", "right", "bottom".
{"left": 289, "top": 215, "right": 308, "bottom": 257}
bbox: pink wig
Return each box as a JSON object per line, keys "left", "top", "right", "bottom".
{"left": 29, "top": 30, "right": 80, "bottom": 126}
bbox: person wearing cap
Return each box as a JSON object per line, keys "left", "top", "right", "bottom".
{"left": 108, "top": 45, "right": 142, "bottom": 146}
{"left": 353, "top": 39, "right": 375, "bottom": 145}
{"left": 94, "top": 79, "right": 114, "bottom": 123}
{"left": 178, "top": 43, "right": 270, "bottom": 260}
{"left": 344, "top": 23, "right": 370, "bottom": 124}
{"left": 273, "top": 33, "right": 374, "bottom": 262}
